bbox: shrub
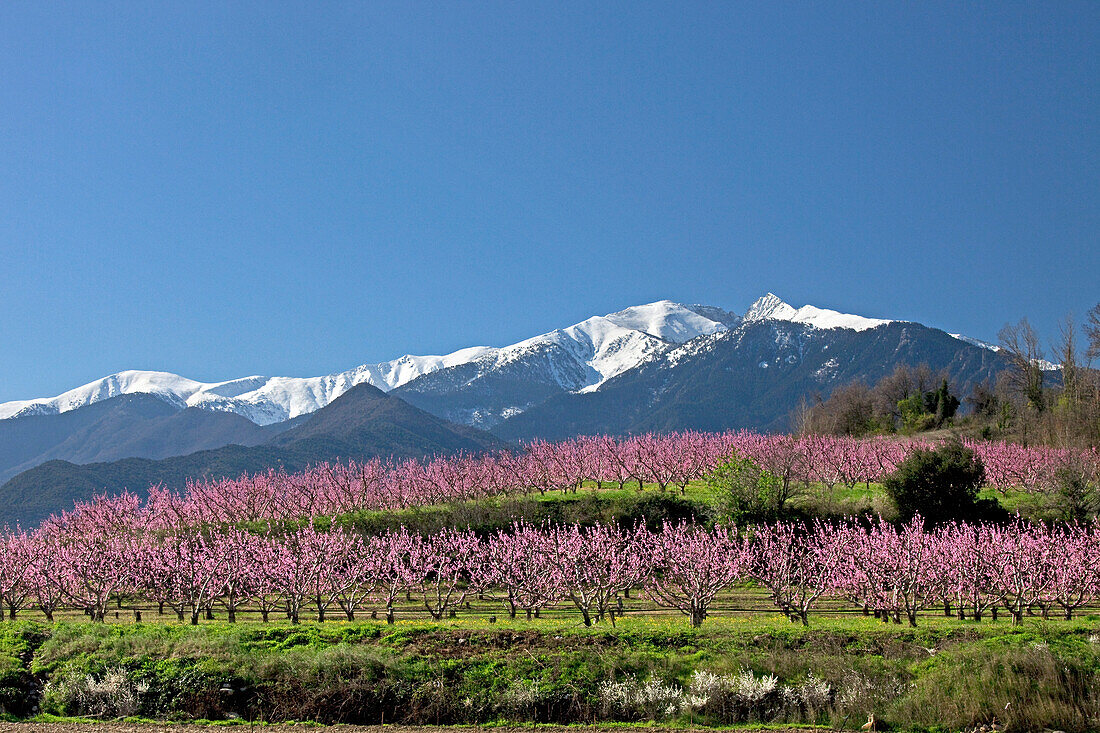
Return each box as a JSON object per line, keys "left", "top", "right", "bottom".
{"left": 1047, "top": 466, "right": 1100, "bottom": 521}
{"left": 597, "top": 675, "right": 682, "bottom": 720}
{"left": 686, "top": 668, "right": 835, "bottom": 724}
{"left": 497, "top": 678, "right": 544, "bottom": 720}
{"left": 706, "top": 454, "right": 794, "bottom": 522}
{"left": 882, "top": 439, "right": 997, "bottom": 524}
{"left": 42, "top": 666, "right": 149, "bottom": 718}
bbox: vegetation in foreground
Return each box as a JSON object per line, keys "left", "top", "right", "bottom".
{"left": 1, "top": 613, "right": 1099, "bottom": 732}
{"left": 2, "top": 420, "right": 1096, "bottom": 731}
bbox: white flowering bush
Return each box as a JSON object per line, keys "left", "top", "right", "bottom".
{"left": 43, "top": 667, "right": 149, "bottom": 718}
{"left": 498, "top": 678, "right": 544, "bottom": 719}
{"left": 798, "top": 673, "right": 833, "bottom": 713}
{"left": 599, "top": 669, "right": 840, "bottom": 724}
{"left": 835, "top": 670, "right": 907, "bottom": 715}
{"left": 686, "top": 668, "right": 835, "bottom": 723}
{"left": 597, "top": 675, "right": 682, "bottom": 720}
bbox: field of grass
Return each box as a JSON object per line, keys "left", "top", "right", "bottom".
{"left": 3, "top": 609, "right": 1099, "bottom": 731}
{"left": 310, "top": 478, "right": 1045, "bottom": 537}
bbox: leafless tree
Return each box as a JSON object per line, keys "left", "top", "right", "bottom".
{"left": 998, "top": 318, "right": 1046, "bottom": 412}
{"left": 1055, "top": 316, "right": 1080, "bottom": 408}
{"left": 1085, "top": 303, "right": 1100, "bottom": 364}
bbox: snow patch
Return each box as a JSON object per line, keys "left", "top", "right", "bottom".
{"left": 950, "top": 333, "right": 1000, "bottom": 352}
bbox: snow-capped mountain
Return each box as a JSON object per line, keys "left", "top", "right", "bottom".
{"left": 743, "top": 293, "right": 894, "bottom": 332}
{"left": 0, "top": 293, "right": 1011, "bottom": 433}
{"left": 0, "top": 292, "right": 1026, "bottom": 522}
{"left": 0, "top": 348, "right": 494, "bottom": 426}
{"left": 384, "top": 301, "right": 736, "bottom": 428}
{"left": 457, "top": 301, "right": 731, "bottom": 392}
{"left": 496, "top": 306, "right": 1011, "bottom": 442}
{"left": 0, "top": 300, "right": 730, "bottom": 426}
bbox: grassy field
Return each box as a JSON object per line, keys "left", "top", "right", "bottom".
{"left": 302, "top": 476, "right": 1051, "bottom": 539}
{"left": 4, "top": 604, "right": 1100, "bottom": 731}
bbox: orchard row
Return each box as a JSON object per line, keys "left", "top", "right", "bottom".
{"left": 95, "top": 431, "right": 1100, "bottom": 525}
{"left": 3, "top": 493, "right": 1097, "bottom": 628}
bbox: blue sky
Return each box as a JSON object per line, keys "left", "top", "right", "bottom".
{"left": 0, "top": 2, "right": 1096, "bottom": 401}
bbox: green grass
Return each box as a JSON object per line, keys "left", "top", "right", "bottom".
{"left": 276, "top": 477, "right": 1053, "bottom": 538}
{"left": 5, "top": 605, "right": 1100, "bottom": 731}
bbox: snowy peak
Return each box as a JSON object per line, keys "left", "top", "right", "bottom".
{"left": 743, "top": 293, "right": 892, "bottom": 332}
{"left": 0, "top": 371, "right": 199, "bottom": 420}
{"left": 743, "top": 293, "right": 791, "bottom": 322}
{"left": 603, "top": 300, "right": 730, "bottom": 343}
{"left": 0, "top": 301, "right": 729, "bottom": 426}
{"left": 0, "top": 348, "right": 498, "bottom": 426}
{"left": 0, "top": 296, "right": 907, "bottom": 427}
{"left": 447, "top": 301, "right": 730, "bottom": 395}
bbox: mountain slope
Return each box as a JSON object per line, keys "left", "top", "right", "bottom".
{"left": 0, "top": 354, "right": 493, "bottom": 426}
{"left": 0, "top": 293, "right": 1016, "bottom": 500}
{"left": 493, "top": 317, "right": 1008, "bottom": 442}
{"left": 0, "top": 301, "right": 728, "bottom": 427}
{"left": 0, "top": 393, "right": 272, "bottom": 483}
{"left": 0, "top": 384, "right": 504, "bottom": 528}
{"left": 391, "top": 301, "right": 730, "bottom": 428}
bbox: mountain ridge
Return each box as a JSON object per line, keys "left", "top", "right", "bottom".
{"left": 0, "top": 383, "right": 504, "bottom": 527}
{"left": 0, "top": 300, "right": 733, "bottom": 425}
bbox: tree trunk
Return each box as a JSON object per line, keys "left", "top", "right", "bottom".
{"left": 690, "top": 607, "right": 706, "bottom": 628}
